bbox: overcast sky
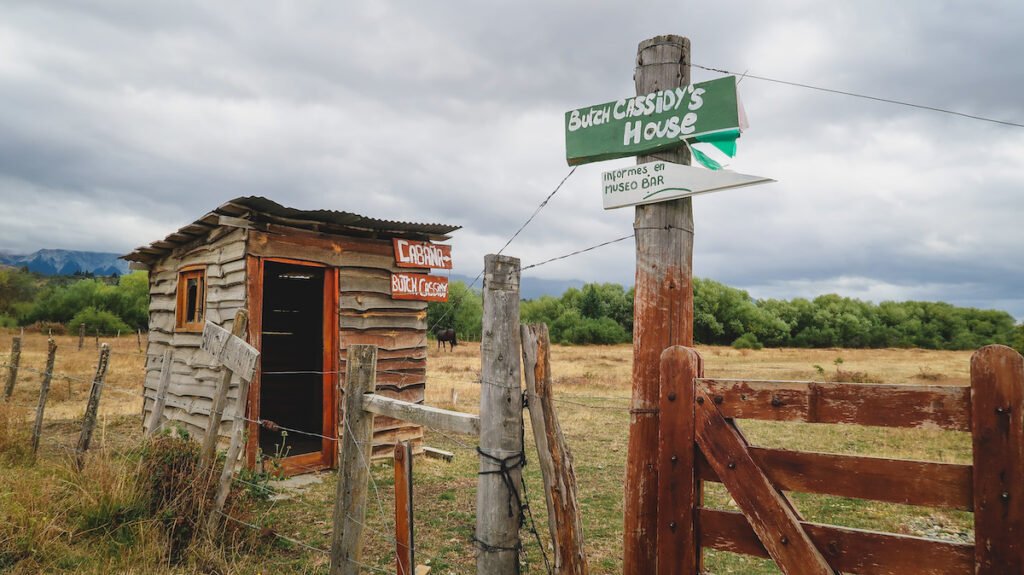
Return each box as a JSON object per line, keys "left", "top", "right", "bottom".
{"left": 1, "top": 1, "right": 1022, "bottom": 317}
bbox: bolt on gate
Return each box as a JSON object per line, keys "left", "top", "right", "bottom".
{"left": 656, "top": 344, "right": 1023, "bottom": 575}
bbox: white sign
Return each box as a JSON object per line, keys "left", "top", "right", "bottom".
{"left": 201, "top": 321, "right": 260, "bottom": 381}
{"left": 601, "top": 162, "right": 774, "bottom": 210}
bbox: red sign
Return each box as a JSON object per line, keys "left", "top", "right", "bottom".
{"left": 391, "top": 272, "right": 449, "bottom": 302}
{"left": 393, "top": 238, "right": 453, "bottom": 269}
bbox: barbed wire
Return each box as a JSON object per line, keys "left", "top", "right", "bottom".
{"left": 692, "top": 62, "right": 1024, "bottom": 129}
{"left": 522, "top": 234, "right": 635, "bottom": 272}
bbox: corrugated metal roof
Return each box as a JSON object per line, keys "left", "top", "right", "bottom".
{"left": 122, "top": 196, "right": 460, "bottom": 264}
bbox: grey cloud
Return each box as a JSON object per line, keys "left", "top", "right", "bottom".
{"left": 0, "top": 0, "right": 1022, "bottom": 319}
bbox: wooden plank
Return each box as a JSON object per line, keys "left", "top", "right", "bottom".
{"left": 700, "top": 509, "right": 973, "bottom": 575}
{"left": 245, "top": 255, "right": 262, "bottom": 469}
{"left": 330, "top": 345, "right": 377, "bottom": 575}
{"left": 200, "top": 310, "right": 249, "bottom": 466}
{"left": 695, "top": 386, "right": 832, "bottom": 574}
{"left": 30, "top": 339, "right": 57, "bottom": 455}
{"left": 342, "top": 293, "right": 426, "bottom": 312}
{"left": 145, "top": 349, "right": 174, "bottom": 436}
{"left": 361, "top": 394, "right": 479, "bottom": 436}
{"left": 250, "top": 229, "right": 422, "bottom": 272}
{"left": 340, "top": 329, "right": 427, "bottom": 352}
{"left": 971, "top": 344, "right": 1024, "bottom": 574}
{"left": 476, "top": 254, "right": 523, "bottom": 575}
{"left": 206, "top": 375, "right": 251, "bottom": 532}
{"left": 624, "top": 35, "right": 695, "bottom": 575}
{"left": 340, "top": 311, "right": 427, "bottom": 331}
{"left": 698, "top": 378, "right": 971, "bottom": 431}
{"left": 339, "top": 268, "right": 394, "bottom": 294}
{"left": 697, "top": 447, "right": 973, "bottom": 511}
{"left": 201, "top": 319, "right": 259, "bottom": 381}
{"left": 656, "top": 346, "right": 701, "bottom": 575}
{"left": 522, "top": 323, "right": 589, "bottom": 575}
{"left": 395, "top": 441, "right": 414, "bottom": 575}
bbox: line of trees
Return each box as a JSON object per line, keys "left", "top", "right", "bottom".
{"left": 3, "top": 265, "right": 1021, "bottom": 352}
{"left": 0, "top": 267, "right": 148, "bottom": 334}
{"left": 430, "top": 279, "right": 1024, "bottom": 352}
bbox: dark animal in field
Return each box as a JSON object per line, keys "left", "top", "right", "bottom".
{"left": 435, "top": 328, "right": 458, "bottom": 351}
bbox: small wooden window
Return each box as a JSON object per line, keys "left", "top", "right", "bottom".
{"left": 176, "top": 268, "right": 206, "bottom": 331}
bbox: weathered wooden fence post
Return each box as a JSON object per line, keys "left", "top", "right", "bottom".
{"left": 624, "top": 35, "right": 694, "bottom": 575}
{"left": 3, "top": 335, "right": 21, "bottom": 400}
{"left": 145, "top": 349, "right": 173, "bottom": 436}
{"left": 971, "top": 344, "right": 1024, "bottom": 573}
{"left": 94, "top": 328, "right": 99, "bottom": 350}
{"left": 31, "top": 338, "right": 57, "bottom": 455}
{"left": 78, "top": 323, "right": 85, "bottom": 351}
{"left": 200, "top": 310, "right": 249, "bottom": 466}
{"left": 395, "top": 440, "right": 414, "bottom": 575}
{"left": 476, "top": 254, "right": 524, "bottom": 575}
{"left": 202, "top": 319, "right": 260, "bottom": 532}
{"left": 75, "top": 343, "right": 111, "bottom": 469}
{"left": 330, "top": 344, "right": 378, "bottom": 575}
{"left": 137, "top": 328, "right": 143, "bottom": 353}
{"left": 657, "top": 346, "right": 702, "bottom": 574}
{"left": 521, "top": 323, "right": 588, "bottom": 575}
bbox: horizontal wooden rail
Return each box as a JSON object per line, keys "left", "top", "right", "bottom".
{"left": 697, "top": 447, "right": 973, "bottom": 510}
{"left": 700, "top": 508, "right": 973, "bottom": 575}
{"left": 697, "top": 378, "right": 971, "bottom": 431}
{"left": 361, "top": 394, "right": 480, "bottom": 436}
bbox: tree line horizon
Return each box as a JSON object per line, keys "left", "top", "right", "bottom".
{"left": 1, "top": 267, "right": 1020, "bottom": 352}
{"left": 430, "top": 279, "right": 1024, "bottom": 352}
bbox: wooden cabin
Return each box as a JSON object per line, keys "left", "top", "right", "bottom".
{"left": 123, "top": 196, "right": 459, "bottom": 474}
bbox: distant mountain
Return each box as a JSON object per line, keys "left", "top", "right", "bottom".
{"left": 448, "top": 273, "right": 585, "bottom": 300}
{"left": 0, "top": 249, "right": 129, "bottom": 276}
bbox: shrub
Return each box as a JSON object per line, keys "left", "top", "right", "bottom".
{"left": 0, "top": 315, "right": 15, "bottom": 329}
{"left": 25, "top": 321, "right": 66, "bottom": 335}
{"left": 139, "top": 433, "right": 212, "bottom": 563}
{"left": 732, "top": 333, "right": 763, "bottom": 350}
{"left": 68, "top": 307, "right": 130, "bottom": 336}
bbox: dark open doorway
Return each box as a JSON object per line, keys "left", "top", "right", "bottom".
{"left": 258, "top": 261, "right": 327, "bottom": 462}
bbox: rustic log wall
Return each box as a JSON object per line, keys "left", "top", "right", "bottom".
{"left": 142, "top": 227, "right": 249, "bottom": 440}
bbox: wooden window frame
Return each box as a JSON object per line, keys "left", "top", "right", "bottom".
{"left": 175, "top": 266, "right": 207, "bottom": 332}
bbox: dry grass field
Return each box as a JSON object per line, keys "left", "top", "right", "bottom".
{"left": 0, "top": 330, "right": 976, "bottom": 574}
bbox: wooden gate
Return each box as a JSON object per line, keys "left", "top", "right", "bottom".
{"left": 657, "top": 344, "right": 1023, "bottom": 575}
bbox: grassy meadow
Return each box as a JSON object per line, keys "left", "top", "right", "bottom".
{"left": 0, "top": 330, "right": 976, "bottom": 574}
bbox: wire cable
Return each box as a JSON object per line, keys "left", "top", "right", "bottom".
{"left": 693, "top": 63, "right": 1024, "bottom": 129}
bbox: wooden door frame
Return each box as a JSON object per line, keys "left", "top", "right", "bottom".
{"left": 245, "top": 255, "right": 339, "bottom": 475}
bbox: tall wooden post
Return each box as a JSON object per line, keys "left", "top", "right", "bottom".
{"left": 624, "top": 35, "right": 694, "bottom": 575}
{"left": 31, "top": 339, "right": 57, "bottom": 455}
{"left": 78, "top": 323, "right": 85, "bottom": 351}
{"left": 201, "top": 310, "right": 249, "bottom": 466}
{"left": 476, "top": 254, "right": 524, "bottom": 575}
{"left": 971, "top": 344, "right": 1024, "bottom": 573}
{"left": 330, "top": 344, "right": 378, "bottom": 575}
{"left": 75, "top": 343, "right": 111, "bottom": 469}
{"left": 3, "top": 335, "right": 21, "bottom": 400}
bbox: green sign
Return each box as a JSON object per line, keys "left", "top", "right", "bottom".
{"left": 565, "top": 76, "right": 742, "bottom": 166}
